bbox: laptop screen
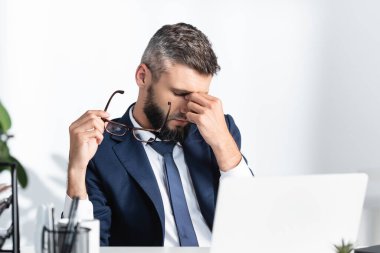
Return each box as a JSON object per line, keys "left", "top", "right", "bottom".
{"left": 211, "top": 173, "right": 368, "bottom": 253}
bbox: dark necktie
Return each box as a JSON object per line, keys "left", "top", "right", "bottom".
{"left": 149, "top": 141, "right": 199, "bottom": 246}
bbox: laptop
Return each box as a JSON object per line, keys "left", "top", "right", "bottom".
{"left": 211, "top": 173, "right": 368, "bottom": 253}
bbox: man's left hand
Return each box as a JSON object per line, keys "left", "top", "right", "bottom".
{"left": 185, "top": 93, "right": 242, "bottom": 171}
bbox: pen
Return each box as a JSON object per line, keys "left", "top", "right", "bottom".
{"left": 61, "top": 197, "right": 79, "bottom": 253}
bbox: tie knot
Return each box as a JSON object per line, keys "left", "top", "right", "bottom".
{"left": 149, "top": 141, "right": 176, "bottom": 156}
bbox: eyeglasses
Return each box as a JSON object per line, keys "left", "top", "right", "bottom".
{"left": 102, "top": 90, "right": 171, "bottom": 143}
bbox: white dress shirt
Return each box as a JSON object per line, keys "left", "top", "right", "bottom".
{"left": 64, "top": 108, "right": 252, "bottom": 246}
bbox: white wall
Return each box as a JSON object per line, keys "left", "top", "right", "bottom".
{"left": 0, "top": 0, "right": 379, "bottom": 247}
{"left": 313, "top": 0, "right": 380, "bottom": 245}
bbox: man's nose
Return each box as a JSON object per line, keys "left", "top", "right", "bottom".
{"left": 180, "top": 101, "right": 189, "bottom": 114}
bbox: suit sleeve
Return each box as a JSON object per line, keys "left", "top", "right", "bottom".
{"left": 224, "top": 114, "right": 253, "bottom": 176}
{"left": 86, "top": 159, "right": 112, "bottom": 246}
{"left": 225, "top": 114, "right": 242, "bottom": 149}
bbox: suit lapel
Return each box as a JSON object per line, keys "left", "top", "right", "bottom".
{"left": 111, "top": 104, "right": 165, "bottom": 238}
{"left": 110, "top": 104, "right": 216, "bottom": 234}
{"left": 183, "top": 125, "right": 216, "bottom": 229}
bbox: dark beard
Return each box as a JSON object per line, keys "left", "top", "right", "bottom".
{"left": 143, "top": 87, "right": 188, "bottom": 143}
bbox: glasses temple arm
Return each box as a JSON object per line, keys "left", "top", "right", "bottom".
{"left": 104, "top": 90, "right": 125, "bottom": 112}
{"left": 158, "top": 102, "right": 171, "bottom": 130}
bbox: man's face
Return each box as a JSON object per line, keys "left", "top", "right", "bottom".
{"left": 143, "top": 63, "right": 212, "bottom": 142}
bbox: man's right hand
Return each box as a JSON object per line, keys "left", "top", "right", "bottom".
{"left": 67, "top": 110, "right": 109, "bottom": 199}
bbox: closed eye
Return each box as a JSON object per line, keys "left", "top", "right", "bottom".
{"left": 174, "top": 92, "right": 189, "bottom": 97}
{"left": 172, "top": 89, "right": 191, "bottom": 97}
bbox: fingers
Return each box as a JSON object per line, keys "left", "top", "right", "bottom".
{"left": 185, "top": 111, "right": 201, "bottom": 124}
{"left": 75, "top": 110, "right": 108, "bottom": 125}
{"left": 82, "top": 129, "right": 104, "bottom": 145}
{"left": 185, "top": 92, "right": 224, "bottom": 127}
{"left": 185, "top": 93, "right": 208, "bottom": 107}
{"left": 185, "top": 93, "right": 221, "bottom": 109}
{"left": 187, "top": 100, "right": 205, "bottom": 114}
{"left": 186, "top": 92, "right": 217, "bottom": 102}
{"left": 69, "top": 110, "right": 109, "bottom": 146}
{"left": 70, "top": 110, "right": 109, "bottom": 130}
{"left": 70, "top": 118, "right": 105, "bottom": 138}
{"left": 72, "top": 127, "right": 104, "bottom": 145}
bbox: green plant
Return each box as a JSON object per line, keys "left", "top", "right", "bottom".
{"left": 0, "top": 101, "right": 28, "bottom": 188}
{"left": 334, "top": 239, "right": 354, "bottom": 253}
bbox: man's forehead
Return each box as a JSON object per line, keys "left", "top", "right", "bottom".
{"left": 161, "top": 63, "right": 212, "bottom": 92}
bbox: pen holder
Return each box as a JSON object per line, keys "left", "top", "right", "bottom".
{"left": 41, "top": 226, "right": 90, "bottom": 253}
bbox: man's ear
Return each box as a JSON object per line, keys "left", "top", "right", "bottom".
{"left": 135, "top": 64, "right": 152, "bottom": 88}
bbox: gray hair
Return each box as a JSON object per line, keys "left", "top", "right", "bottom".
{"left": 141, "top": 23, "right": 220, "bottom": 82}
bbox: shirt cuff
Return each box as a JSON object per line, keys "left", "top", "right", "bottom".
{"left": 219, "top": 156, "right": 253, "bottom": 180}
{"left": 63, "top": 194, "right": 94, "bottom": 220}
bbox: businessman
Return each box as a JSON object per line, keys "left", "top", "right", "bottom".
{"left": 64, "top": 23, "right": 252, "bottom": 246}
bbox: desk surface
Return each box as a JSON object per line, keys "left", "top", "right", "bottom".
{"left": 100, "top": 247, "right": 210, "bottom": 253}
{"left": 21, "top": 246, "right": 210, "bottom": 253}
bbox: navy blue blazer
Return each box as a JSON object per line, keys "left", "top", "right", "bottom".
{"left": 86, "top": 104, "right": 245, "bottom": 246}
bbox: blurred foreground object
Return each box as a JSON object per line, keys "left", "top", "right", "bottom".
{"left": 0, "top": 101, "right": 27, "bottom": 188}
